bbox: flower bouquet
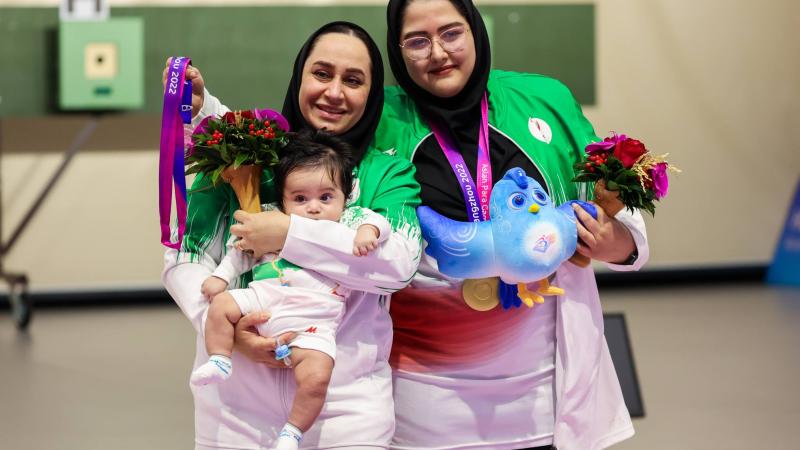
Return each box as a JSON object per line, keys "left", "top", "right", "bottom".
{"left": 186, "top": 109, "right": 290, "bottom": 213}
{"left": 572, "top": 133, "right": 679, "bottom": 217}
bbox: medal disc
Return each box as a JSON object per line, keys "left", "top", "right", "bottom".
{"left": 462, "top": 277, "right": 500, "bottom": 311}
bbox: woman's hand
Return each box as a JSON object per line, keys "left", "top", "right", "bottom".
{"left": 162, "top": 58, "right": 206, "bottom": 117}
{"left": 572, "top": 203, "right": 636, "bottom": 264}
{"left": 230, "top": 210, "right": 291, "bottom": 258}
{"left": 233, "top": 312, "right": 298, "bottom": 368}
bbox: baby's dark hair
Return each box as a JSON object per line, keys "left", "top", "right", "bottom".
{"left": 274, "top": 130, "right": 355, "bottom": 210}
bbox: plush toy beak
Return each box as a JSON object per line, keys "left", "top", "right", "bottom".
{"left": 528, "top": 204, "right": 540, "bottom": 214}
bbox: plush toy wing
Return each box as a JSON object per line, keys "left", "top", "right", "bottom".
{"left": 558, "top": 200, "right": 598, "bottom": 223}
{"left": 417, "top": 206, "right": 495, "bottom": 279}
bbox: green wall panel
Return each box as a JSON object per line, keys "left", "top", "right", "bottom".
{"left": 0, "top": 5, "right": 593, "bottom": 117}
{"left": 0, "top": 8, "right": 59, "bottom": 116}
{"left": 59, "top": 18, "right": 144, "bottom": 110}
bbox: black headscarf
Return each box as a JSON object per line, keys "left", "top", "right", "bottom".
{"left": 282, "top": 21, "right": 384, "bottom": 163}
{"left": 386, "top": 0, "right": 545, "bottom": 221}
{"left": 386, "top": 0, "right": 491, "bottom": 147}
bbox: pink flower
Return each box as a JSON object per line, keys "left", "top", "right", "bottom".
{"left": 254, "top": 108, "right": 291, "bottom": 132}
{"left": 585, "top": 133, "right": 627, "bottom": 155}
{"left": 650, "top": 163, "right": 669, "bottom": 199}
{"left": 184, "top": 134, "right": 195, "bottom": 157}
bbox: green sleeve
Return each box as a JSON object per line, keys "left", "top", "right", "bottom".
{"left": 176, "top": 174, "right": 232, "bottom": 266}
{"left": 357, "top": 151, "right": 422, "bottom": 247}
{"left": 374, "top": 86, "right": 429, "bottom": 160}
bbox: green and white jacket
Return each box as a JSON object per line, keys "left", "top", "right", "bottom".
{"left": 374, "top": 70, "right": 648, "bottom": 450}
{"left": 162, "top": 91, "right": 421, "bottom": 449}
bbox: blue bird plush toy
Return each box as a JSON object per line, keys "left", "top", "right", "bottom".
{"left": 418, "top": 167, "right": 597, "bottom": 310}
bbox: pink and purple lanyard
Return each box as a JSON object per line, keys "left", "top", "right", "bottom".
{"left": 158, "top": 56, "right": 193, "bottom": 249}
{"left": 429, "top": 93, "right": 492, "bottom": 222}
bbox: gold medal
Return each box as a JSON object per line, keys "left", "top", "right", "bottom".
{"left": 462, "top": 277, "right": 500, "bottom": 311}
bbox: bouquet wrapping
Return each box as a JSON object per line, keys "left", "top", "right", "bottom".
{"left": 186, "top": 109, "right": 290, "bottom": 213}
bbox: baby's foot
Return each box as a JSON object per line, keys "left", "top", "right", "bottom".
{"left": 190, "top": 355, "right": 232, "bottom": 386}
{"left": 274, "top": 423, "right": 303, "bottom": 450}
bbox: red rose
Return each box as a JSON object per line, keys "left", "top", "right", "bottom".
{"left": 240, "top": 110, "right": 254, "bottom": 119}
{"left": 613, "top": 138, "right": 647, "bottom": 168}
{"left": 222, "top": 111, "right": 237, "bottom": 124}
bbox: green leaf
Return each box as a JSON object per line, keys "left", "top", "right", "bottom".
{"left": 188, "top": 184, "right": 215, "bottom": 195}
{"left": 234, "top": 153, "right": 249, "bottom": 169}
{"left": 211, "top": 166, "right": 224, "bottom": 186}
{"left": 218, "top": 144, "right": 230, "bottom": 163}
{"left": 185, "top": 165, "right": 203, "bottom": 176}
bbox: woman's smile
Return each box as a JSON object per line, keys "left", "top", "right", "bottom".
{"left": 429, "top": 64, "right": 457, "bottom": 76}
{"left": 316, "top": 103, "right": 347, "bottom": 119}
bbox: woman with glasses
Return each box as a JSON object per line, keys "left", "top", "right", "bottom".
{"left": 376, "top": 0, "right": 648, "bottom": 449}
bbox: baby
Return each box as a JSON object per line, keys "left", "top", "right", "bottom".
{"left": 191, "top": 130, "right": 391, "bottom": 450}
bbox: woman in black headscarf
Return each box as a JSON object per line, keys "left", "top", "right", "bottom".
{"left": 281, "top": 22, "right": 384, "bottom": 162}
{"left": 163, "top": 21, "right": 421, "bottom": 450}
{"left": 377, "top": 1, "right": 649, "bottom": 449}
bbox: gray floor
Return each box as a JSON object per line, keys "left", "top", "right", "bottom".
{"left": 1, "top": 283, "right": 799, "bottom": 449}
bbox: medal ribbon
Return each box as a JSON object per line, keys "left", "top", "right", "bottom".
{"left": 159, "top": 56, "right": 192, "bottom": 249}
{"left": 429, "top": 93, "right": 492, "bottom": 222}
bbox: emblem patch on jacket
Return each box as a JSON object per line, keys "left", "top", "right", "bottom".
{"left": 528, "top": 118, "right": 552, "bottom": 144}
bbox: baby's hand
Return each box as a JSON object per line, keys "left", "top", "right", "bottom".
{"left": 353, "top": 224, "right": 380, "bottom": 257}
{"left": 201, "top": 276, "right": 229, "bottom": 300}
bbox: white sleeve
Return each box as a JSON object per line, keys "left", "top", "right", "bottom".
{"left": 279, "top": 214, "right": 418, "bottom": 295}
{"left": 604, "top": 208, "right": 649, "bottom": 272}
{"left": 211, "top": 236, "right": 257, "bottom": 283}
{"left": 186, "top": 88, "right": 230, "bottom": 133}
{"left": 167, "top": 87, "right": 235, "bottom": 334}
{"left": 162, "top": 248, "right": 213, "bottom": 335}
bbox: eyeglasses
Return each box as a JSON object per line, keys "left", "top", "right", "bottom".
{"left": 399, "top": 26, "right": 470, "bottom": 61}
